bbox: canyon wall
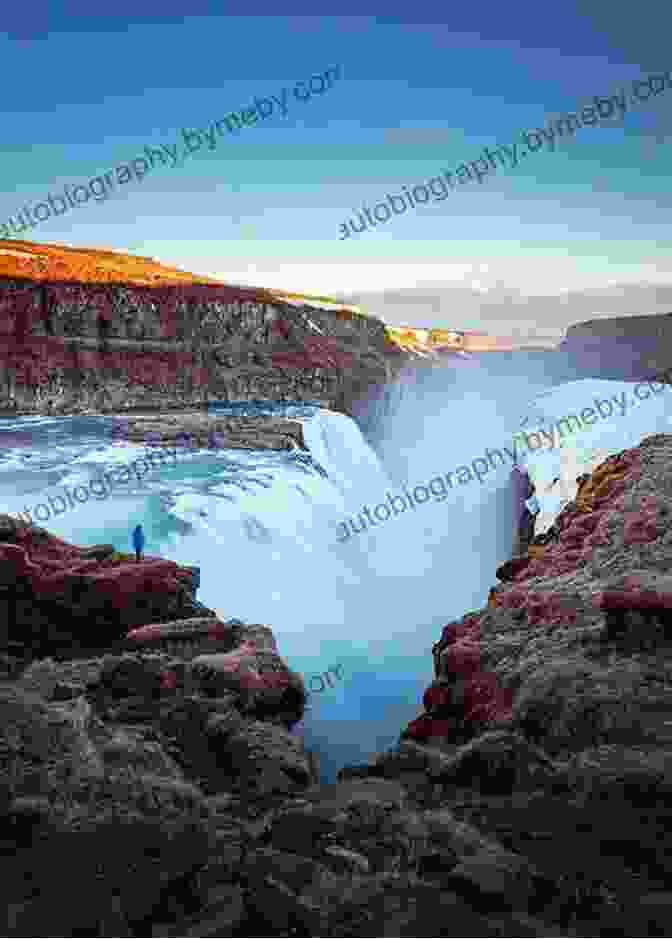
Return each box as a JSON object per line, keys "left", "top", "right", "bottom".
{"left": 565, "top": 311, "right": 672, "bottom": 340}
{"left": 0, "top": 268, "right": 402, "bottom": 416}
{"left": 561, "top": 312, "right": 672, "bottom": 381}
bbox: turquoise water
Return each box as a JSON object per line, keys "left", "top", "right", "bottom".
{"left": 2, "top": 374, "right": 669, "bottom": 778}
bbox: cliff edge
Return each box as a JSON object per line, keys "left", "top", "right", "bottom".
{"left": 561, "top": 311, "right": 672, "bottom": 380}
{"left": 0, "top": 239, "right": 401, "bottom": 416}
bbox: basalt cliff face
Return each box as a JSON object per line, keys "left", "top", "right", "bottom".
{"left": 565, "top": 311, "right": 672, "bottom": 341}
{"left": 0, "top": 239, "right": 402, "bottom": 416}
{"left": 561, "top": 312, "right": 672, "bottom": 380}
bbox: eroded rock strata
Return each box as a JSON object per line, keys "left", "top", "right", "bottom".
{"left": 1, "top": 435, "right": 672, "bottom": 936}
{"left": 0, "top": 239, "right": 398, "bottom": 417}
{"left": 117, "top": 412, "right": 307, "bottom": 451}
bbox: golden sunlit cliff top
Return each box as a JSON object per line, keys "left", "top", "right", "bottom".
{"left": 384, "top": 324, "right": 522, "bottom": 354}
{"left": 0, "top": 239, "right": 227, "bottom": 287}
{"left": 0, "top": 239, "right": 364, "bottom": 314}
{"left": 0, "top": 238, "right": 524, "bottom": 352}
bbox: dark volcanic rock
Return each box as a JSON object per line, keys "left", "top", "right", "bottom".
{"left": 0, "top": 683, "right": 210, "bottom": 935}
{"left": 3, "top": 435, "right": 672, "bottom": 935}
{"left": 121, "top": 412, "right": 307, "bottom": 451}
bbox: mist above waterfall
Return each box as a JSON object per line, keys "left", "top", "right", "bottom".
{"left": 1, "top": 342, "right": 666, "bottom": 780}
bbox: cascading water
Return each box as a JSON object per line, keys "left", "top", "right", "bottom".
{"left": 2, "top": 351, "right": 670, "bottom": 779}
{"left": 0, "top": 368, "right": 542, "bottom": 778}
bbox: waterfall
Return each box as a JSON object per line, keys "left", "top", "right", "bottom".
{"left": 5, "top": 353, "right": 665, "bottom": 779}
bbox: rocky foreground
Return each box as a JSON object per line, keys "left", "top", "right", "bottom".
{"left": 1, "top": 435, "right": 672, "bottom": 936}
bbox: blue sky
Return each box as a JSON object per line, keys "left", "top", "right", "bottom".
{"left": 1, "top": 1, "right": 671, "bottom": 338}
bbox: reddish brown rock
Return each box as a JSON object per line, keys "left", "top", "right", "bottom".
{"left": 0, "top": 515, "right": 205, "bottom": 660}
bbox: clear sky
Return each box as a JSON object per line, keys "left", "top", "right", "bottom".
{"left": 1, "top": 1, "right": 671, "bottom": 340}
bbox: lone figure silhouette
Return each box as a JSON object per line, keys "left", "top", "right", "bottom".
{"left": 132, "top": 524, "right": 145, "bottom": 562}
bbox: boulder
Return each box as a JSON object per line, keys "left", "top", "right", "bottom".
{"left": 78, "top": 544, "right": 116, "bottom": 560}
{"left": 208, "top": 719, "right": 312, "bottom": 798}
{"left": 0, "top": 684, "right": 210, "bottom": 936}
{"left": 428, "top": 730, "right": 561, "bottom": 793}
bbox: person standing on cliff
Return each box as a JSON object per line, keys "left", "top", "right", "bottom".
{"left": 132, "top": 524, "right": 145, "bottom": 562}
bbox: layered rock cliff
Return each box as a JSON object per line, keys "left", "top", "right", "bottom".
{"left": 561, "top": 312, "right": 672, "bottom": 380}
{"left": 0, "top": 239, "right": 400, "bottom": 416}
{"left": 565, "top": 311, "right": 672, "bottom": 342}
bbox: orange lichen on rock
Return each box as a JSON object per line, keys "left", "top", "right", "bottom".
{"left": 509, "top": 448, "right": 644, "bottom": 583}
{"left": 573, "top": 450, "right": 636, "bottom": 513}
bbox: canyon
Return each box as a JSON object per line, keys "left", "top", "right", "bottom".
{"left": 1, "top": 432, "right": 671, "bottom": 937}
{"left": 1, "top": 239, "right": 672, "bottom": 936}
{"left": 3, "top": 238, "right": 660, "bottom": 432}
